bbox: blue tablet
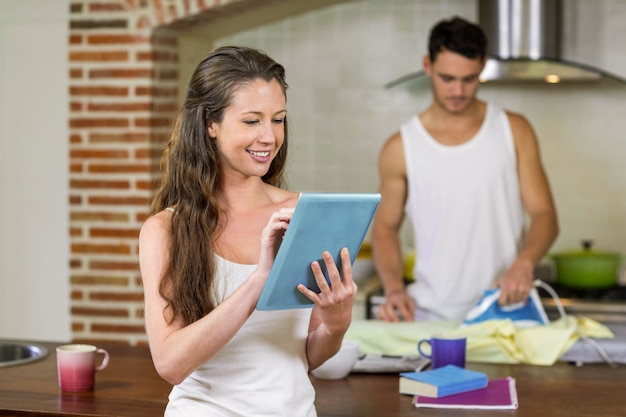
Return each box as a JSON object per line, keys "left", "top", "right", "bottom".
{"left": 256, "top": 192, "right": 381, "bottom": 311}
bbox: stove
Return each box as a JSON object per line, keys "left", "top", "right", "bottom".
{"left": 538, "top": 284, "right": 626, "bottom": 324}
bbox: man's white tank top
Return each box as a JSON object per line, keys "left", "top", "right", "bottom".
{"left": 165, "top": 256, "right": 316, "bottom": 417}
{"left": 401, "top": 104, "right": 525, "bottom": 321}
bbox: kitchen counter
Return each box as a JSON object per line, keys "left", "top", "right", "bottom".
{"left": 1, "top": 341, "right": 624, "bottom": 416}
{"left": 0, "top": 343, "right": 169, "bottom": 417}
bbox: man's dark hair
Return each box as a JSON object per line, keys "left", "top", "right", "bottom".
{"left": 428, "top": 16, "right": 488, "bottom": 62}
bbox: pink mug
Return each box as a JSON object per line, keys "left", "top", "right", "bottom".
{"left": 56, "top": 344, "right": 109, "bottom": 392}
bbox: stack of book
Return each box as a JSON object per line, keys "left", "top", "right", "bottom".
{"left": 399, "top": 365, "right": 518, "bottom": 410}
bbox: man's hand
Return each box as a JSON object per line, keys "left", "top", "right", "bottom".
{"left": 376, "top": 290, "right": 415, "bottom": 322}
{"left": 495, "top": 258, "right": 535, "bottom": 305}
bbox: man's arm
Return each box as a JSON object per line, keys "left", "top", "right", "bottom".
{"left": 497, "top": 112, "right": 559, "bottom": 305}
{"left": 372, "top": 132, "right": 416, "bottom": 321}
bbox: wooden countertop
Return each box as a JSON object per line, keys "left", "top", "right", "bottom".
{"left": 1, "top": 342, "right": 170, "bottom": 417}
{"left": 1, "top": 341, "right": 624, "bottom": 416}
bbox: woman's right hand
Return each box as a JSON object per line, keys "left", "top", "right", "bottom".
{"left": 256, "top": 208, "right": 294, "bottom": 276}
{"left": 141, "top": 207, "right": 295, "bottom": 385}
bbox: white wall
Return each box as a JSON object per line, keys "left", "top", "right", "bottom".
{"left": 0, "top": 0, "right": 70, "bottom": 341}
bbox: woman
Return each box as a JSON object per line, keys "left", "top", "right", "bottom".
{"left": 139, "top": 46, "right": 357, "bottom": 416}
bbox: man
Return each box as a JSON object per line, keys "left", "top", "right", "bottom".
{"left": 372, "top": 16, "right": 559, "bottom": 322}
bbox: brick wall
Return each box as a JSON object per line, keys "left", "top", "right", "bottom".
{"left": 67, "top": 0, "right": 276, "bottom": 345}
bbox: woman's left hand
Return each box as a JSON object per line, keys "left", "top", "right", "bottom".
{"left": 297, "top": 247, "right": 357, "bottom": 335}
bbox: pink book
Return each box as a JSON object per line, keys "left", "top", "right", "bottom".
{"left": 413, "top": 377, "right": 518, "bottom": 409}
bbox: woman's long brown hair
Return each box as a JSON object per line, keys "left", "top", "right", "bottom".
{"left": 150, "top": 46, "right": 289, "bottom": 326}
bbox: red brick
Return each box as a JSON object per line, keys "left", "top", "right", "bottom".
{"left": 90, "top": 132, "right": 150, "bottom": 143}
{"left": 70, "top": 163, "right": 83, "bottom": 173}
{"left": 88, "top": 102, "right": 152, "bottom": 112}
{"left": 69, "top": 50, "right": 129, "bottom": 62}
{"left": 71, "top": 274, "right": 130, "bottom": 286}
{"left": 90, "top": 291, "right": 143, "bottom": 302}
{"left": 90, "top": 323, "right": 146, "bottom": 334}
{"left": 70, "top": 19, "right": 127, "bottom": 30}
{"left": 70, "top": 149, "right": 129, "bottom": 159}
{"left": 88, "top": 163, "right": 151, "bottom": 174}
{"left": 69, "top": 34, "right": 83, "bottom": 44}
{"left": 153, "top": 102, "right": 178, "bottom": 112}
{"left": 71, "top": 307, "right": 129, "bottom": 317}
{"left": 88, "top": 195, "right": 151, "bottom": 206}
{"left": 70, "top": 118, "right": 130, "bottom": 128}
{"left": 72, "top": 334, "right": 131, "bottom": 344}
{"left": 153, "top": 0, "right": 165, "bottom": 24}
{"left": 148, "top": 132, "right": 169, "bottom": 143}
{"left": 88, "top": 3, "right": 127, "bottom": 12}
{"left": 70, "top": 85, "right": 128, "bottom": 96}
{"left": 69, "top": 227, "right": 83, "bottom": 237}
{"left": 135, "top": 86, "right": 176, "bottom": 97}
{"left": 136, "top": 212, "right": 151, "bottom": 223}
{"left": 89, "top": 260, "right": 139, "bottom": 271}
{"left": 69, "top": 195, "right": 83, "bottom": 205}
{"left": 89, "top": 228, "right": 140, "bottom": 238}
{"left": 87, "top": 34, "right": 149, "bottom": 44}
{"left": 70, "top": 3, "right": 84, "bottom": 13}
{"left": 70, "top": 68, "right": 83, "bottom": 79}
{"left": 71, "top": 243, "right": 132, "bottom": 255}
{"left": 71, "top": 243, "right": 130, "bottom": 255}
{"left": 70, "top": 101, "right": 83, "bottom": 111}
{"left": 71, "top": 211, "right": 129, "bottom": 222}
{"left": 135, "top": 117, "right": 173, "bottom": 127}
{"left": 122, "top": 0, "right": 138, "bottom": 11}
{"left": 135, "top": 179, "right": 157, "bottom": 190}
{"left": 70, "top": 179, "right": 131, "bottom": 190}
{"left": 70, "top": 134, "right": 83, "bottom": 144}
{"left": 134, "top": 147, "right": 160, "bottom": 159}
{"left": 135, "top": 15, "right": 153, "bottom": 29}
{"left": 89, "top": 68, "right": 153, "bottom": 79}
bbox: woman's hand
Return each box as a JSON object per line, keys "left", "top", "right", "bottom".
{"left": 297, "top": 247, "right": 357, "bottom": 335}
{"left": 256, "top": 208, "right": 294, "bottom": 277}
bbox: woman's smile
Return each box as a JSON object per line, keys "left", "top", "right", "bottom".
{"left": 247, "top": 149, "right": 271, "bottom": 162}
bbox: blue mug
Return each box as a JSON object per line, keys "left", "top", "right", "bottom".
{"left": 417, "top": 334, "right": 466, "bottom": 369}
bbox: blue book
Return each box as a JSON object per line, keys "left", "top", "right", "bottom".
{"left": 399, "top": 365, "right": 488, "bottom": 398}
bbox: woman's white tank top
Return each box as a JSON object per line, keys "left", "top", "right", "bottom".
{"left": 165, "top": 256, "right": 316, "bottom": 416}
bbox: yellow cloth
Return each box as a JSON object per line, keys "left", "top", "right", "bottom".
{"left": 345, "top": 317, "right": 614, "bottom": 366}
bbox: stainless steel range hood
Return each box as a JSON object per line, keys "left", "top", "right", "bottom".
{"left": 385, "top": 0, "right": 626, "bottom": 88}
